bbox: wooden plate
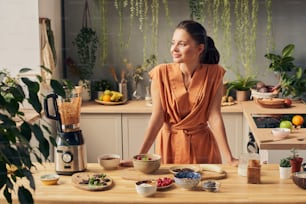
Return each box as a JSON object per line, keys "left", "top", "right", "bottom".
{"left": 95, "top": 99, "right": 127, "bottom": 105}
{"left": 256, "top": 98, "right": 286, "bottom": 108}
{"left": 71, "top": 172, "right": 113, "bottom": 191}
{"left": 169, "top": 165, "right": 201, "bottom": 174}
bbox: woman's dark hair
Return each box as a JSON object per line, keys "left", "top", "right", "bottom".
{"left": 202, "top": 36, "right": 220, "bottom": 64}
{"left": 176, "top": 20, "right": 220, "bottom": 64}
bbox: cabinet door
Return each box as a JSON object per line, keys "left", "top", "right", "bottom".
{"left": 122, "top": 113, "right": 153, "bottom": 160}
{"left": 80, "top": 113, "right": 122, "bottom": 162}
{"left": 222, "top": 113, "right": 244, "bottom": 163}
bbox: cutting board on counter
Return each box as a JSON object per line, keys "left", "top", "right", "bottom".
{"left": 121, "top": 166, "right": 227, "bottom": 181}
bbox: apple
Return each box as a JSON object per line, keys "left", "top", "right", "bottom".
{"left": 284, "top": 98, "right": 292, "bottom": 107}
{"left": 280, "top": 120, "right": 293, "bottom": 129}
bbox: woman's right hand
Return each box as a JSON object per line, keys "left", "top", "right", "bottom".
{"left": 119, "top": 159, "right": 133, "bottom": 167}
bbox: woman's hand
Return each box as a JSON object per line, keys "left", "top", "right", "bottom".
{"left": 228, "top": 157, "right": 239, "bottom": 167}
{"left": 119, "top": 159, "right": 133, "bottom": 167}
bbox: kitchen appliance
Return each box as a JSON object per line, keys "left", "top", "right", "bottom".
{"left": 44, "top": 86, "right": 87, "bottom": 175}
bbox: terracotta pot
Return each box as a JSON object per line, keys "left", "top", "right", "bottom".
{"left": 290, "top": 157, "right": 303, "bottom": 173}
{"left": 236, "top": 90, "right": 251, "bottom": 101}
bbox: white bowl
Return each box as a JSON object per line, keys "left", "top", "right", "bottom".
{"left": 97, "top": 154, "right": 120, "bottom": 170}
{"left": 135, "top": 180, "right": 157, "bottom": 197}
{"left": 40, "top": 174, "right": 60, "bottom": 185}
{"left": 174, "top": 171, "right": 201, "bottom": 190}
{"left": 271, "top": 128, "right": 290, "bottom": 140}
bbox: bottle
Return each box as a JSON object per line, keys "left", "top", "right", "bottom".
{"left": 145, "top": 86, "right": 152, "bottom": 106}
{"left": 119, "top": 71, "right": 128, "bottom": 101}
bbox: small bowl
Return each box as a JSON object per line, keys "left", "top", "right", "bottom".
{"left": 135, "top": 180, "right": 157, "bottom": 197}
{"left": 271, "top": 128, "right": 290, "bottom": 140}
{"left": 40, "top": 174, "right": 60, "bottom": 185}
{"left": 202, "top": 180, "right": 220, "bottom": 192}
{"left": 174, "top": 171, "right": 201, "bottom": 190}
{"left": 132, "top": 154, "right": 161, "bottom": 174}
{"left": 98, "top": 154, "right": 121, "bottom": 170}
{"left": 292, "top": 172, "right": 306, "bottom": 189}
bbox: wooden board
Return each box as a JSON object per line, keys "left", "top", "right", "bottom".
{"left": 71, "top": 172, "right": 113, "bottom": 191}
{"left": 121, "top": 166, "right": 227, "bottom": 181}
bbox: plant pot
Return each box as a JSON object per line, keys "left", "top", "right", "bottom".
{"left": 290, "top": 157, "right": 303, "bottom": 173}
{"left": 78, "top": 80, "right": 91, "bottom": 101}
{"left": 236, "top": 90, "right": 251, "bottom": 101}
{"left": 279, "top": 166, "right": 291, "bottom": 179}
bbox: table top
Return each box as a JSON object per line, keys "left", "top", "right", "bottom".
{"left": 3, "top": 163, "right": 306, "bottom": 204}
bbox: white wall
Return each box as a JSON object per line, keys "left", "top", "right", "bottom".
{"left": 38, "top": 0, "right": 63, "bottom": 80}
{"left": 0, "top": 0, "right": 40, "bottom": 76}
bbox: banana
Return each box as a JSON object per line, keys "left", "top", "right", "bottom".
{"left": 200, "top": 164, "right": 224, "bottom": 173}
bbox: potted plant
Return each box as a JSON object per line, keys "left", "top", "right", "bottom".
{"left": 0, "top": 67, "right": 65, "bottom": 204}
{"left": 289, "top": 148, "right": 303, "bottom": 173}
{"left": 226, "top": 73, "right": 258, "bottom": 101}
{"left": 279, "top": 157, "right": 291, "bottom": 179}
{"left": 264, "top": 44, "right": 306, "bottom": 99}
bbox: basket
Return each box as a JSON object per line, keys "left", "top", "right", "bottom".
{"left": 251, "top": 89, "right": 279, "bottom": 100}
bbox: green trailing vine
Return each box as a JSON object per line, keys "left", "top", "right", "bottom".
{"left": 265, "top": 0, "right": 274, "bottom": 53}
{"left": 151, "top": 0, "right": 159, "bottom": 60}
{"left": 220, "top": 0, "right": 231, "bottom": 66}
{"left": 234, "top": 0, "right": 259, "bottom": 77}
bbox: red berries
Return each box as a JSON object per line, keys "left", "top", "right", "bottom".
{"left": 157, "top": 177, "right": 173, "bottom": 187}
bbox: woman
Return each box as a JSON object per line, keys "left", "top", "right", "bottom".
{"left": 124, "top": 20, "right": 238, "bottom": 166}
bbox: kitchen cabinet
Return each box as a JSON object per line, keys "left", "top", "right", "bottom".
{"left": 80, "top": 113, "right": 122, "bottom": 162}
{"left": 122, "top": 113, "right": 154, "bottom": 159}
{"left": 222, "top": 113, "right": 246, "bottom": 161}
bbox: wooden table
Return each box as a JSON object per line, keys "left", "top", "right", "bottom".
{"left": 3, "top": 163, "right": 306, "bottom": 204}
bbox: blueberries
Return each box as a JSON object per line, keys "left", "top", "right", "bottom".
{"left": 175, "top": 171, "right": 201, "bottom": 179}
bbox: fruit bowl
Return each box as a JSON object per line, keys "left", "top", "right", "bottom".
{"left": 174, "top": 171, "right": 201, "bottom": 190}
{"left": 132, "top": 154, "right": 161, "bottom": 174}
{"left": 271, "top": 128, "right": 290, "bottom": 140}
{"left": 292, "top": 172, "right": 306, "bottom": 189}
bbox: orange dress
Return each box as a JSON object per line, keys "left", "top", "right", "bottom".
{"left": 149, "top": 63, "right": 225, "bottom": 164}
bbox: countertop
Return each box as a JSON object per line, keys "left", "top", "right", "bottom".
{"left": 81, "top": 100, "right": 243, "bottom": 114}
{"left": 241, "top": 101, "right": 306, "bottom": 150}
{"left": 4, "top": 163, "right": 305, "bottom": 204}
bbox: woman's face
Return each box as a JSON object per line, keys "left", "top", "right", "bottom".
{"left": 170, "top": 28, "right": 204, "bottom": 64}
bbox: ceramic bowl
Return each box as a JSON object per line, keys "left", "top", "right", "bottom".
{"left": 135, "top": 180, "right": 157, "bottom": 197}
{"left": 132, "top": 154, "right": 161, "bottom": 174}
{"left": 202, "top": 180, "right": 221, "bottom": 192}
{"left": 292, "top": 172, "right": 306, "bottom": 189}
{"left": 97, "top": 154, "right": 121, "bottom": 170}
{"left": 40, "top": 174, "right": 60, "bottom": 185}
{"left": 271, "top": 128, "right": 290, "bottom": 140}
{"left": 174, "top": 171, "right": 201, "bottom": 190}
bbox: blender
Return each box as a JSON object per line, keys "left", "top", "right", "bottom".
{"left": 44, "top": 86, "right": 87, "bottom": 175}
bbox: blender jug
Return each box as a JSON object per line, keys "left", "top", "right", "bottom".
{"left": 44, "top": 86, "right": 86, "bottom": 175}
{"left": 44, "top": 86, "right": 82, "bottom": 132}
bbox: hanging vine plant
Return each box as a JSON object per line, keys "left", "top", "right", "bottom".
{"left": 72, "top": 0, "right": 98, "bottom": 80}
{"left": 234, "top": 0, "right": 259, "bottom": 77}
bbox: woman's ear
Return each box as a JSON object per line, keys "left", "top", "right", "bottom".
{"left": 198, "top": 44, "right": 205, "bottom": 55}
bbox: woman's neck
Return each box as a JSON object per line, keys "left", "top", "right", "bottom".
{"left": 179, "top": 63, "right": 201, "bottom": 78}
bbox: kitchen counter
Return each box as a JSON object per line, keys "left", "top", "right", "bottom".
{"left": 4, "top": 163, "right": 305, "bottom": 204}
{"left": 242, "top": 101, "right": 306, "bottom": 150}
{"left": 81, "top": 100, "right": 243, "bottom": 113}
